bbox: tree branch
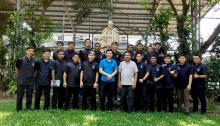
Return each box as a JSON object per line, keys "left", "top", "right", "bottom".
{"left": 200, "top": 23, "right": 220, "bottom": 54}
{"left": 167, "top": 0, "right": 178, "bottom": 16}
{"left": 182, "top": 0, "right": 189, "bottom": 16}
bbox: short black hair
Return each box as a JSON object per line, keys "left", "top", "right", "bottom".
{"left": 123, "top": 51, "right": 131, "bottom": 56}
{"left": 178, "top": 54, "right": 186, "bottom": 58}
{"left": 193, "top": 54, "right": 202, "bottom": 59}
{"left": 42, "top": 48, "right": 51, "bottom": 53}
{"left": 111, "top": 42, "right": 118, "bottom": 46}
{"left": 26, "top": 46, "right": 35, "bottom": 50}
{"left": 135, "top": 52, "right": 143, "bottom": 57}
{"left": 154, "top": 42, "right": 161, "bottom": 46}
{"left": 72, "top": 53, "right": 79, "bottom": 58}
{"left": 84, "top": 39, "right": 91, "bottom": 43}
{"left": 164, "top": 54, "right": 171, "bottom": 58}
{"left": 150, "top": 54, "right": 157, "bottom": 58}
{"left": 57, "top": 50, "right": 64, "bottom": 54}
{"left": 136, "top": 42, "right": 143, "bottom": 46}
{"left": 68, "top": 41, "right": 75, "bottom": 45}
{"left": 88, "top": 51, "right": 95, "bottom": 56}
{"left": 56, "top": 41, "right": 64, "bottom": 46}
{"left": 106, "top": 49, "right": 113, "bottom": 53}
{"left": 95, "top": 42, "right": 101, "bottom": 46}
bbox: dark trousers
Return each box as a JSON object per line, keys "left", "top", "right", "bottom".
{"left": 113, "top": 75, "right": 118, "bottom": 100}
{"left": 155, "top": 87, "right": 163, "bottom": 112}
{"left": 163, "top": 88, "right": 174, "bottom": 112}
{"left": 134, "top": 83, "right": 148, "bottom": 112}
{"left": 192, "top": 87, "right": 206, "bottom": 114}
{"left": 51, "top": 87, "right": 65, "bottom": 109}
{"left": 82, "top": 86, "right": 96, "bottom": 110}
{"left": 34, "top": 85, "right": 51, "bottom": 110}
{"left": 64, "top": 87, "right": 79, "bottom": 110}
{"left": 148, "top": 84, "right": 155, "bottom": 112}
{"left": 121, "top": 85, "right": 134, "bottom": 112}
{"left": 16, "top": 84, "right": 33, "bottom": 111}
{"left": 100, "top": 81, "right": 114, "bottom": 111}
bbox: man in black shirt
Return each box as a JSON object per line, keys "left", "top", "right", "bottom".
{"left": 80, "top": 51, "right": 99, "bottom": 110}
{"left": 79, "top": 39, "right": 93, "bottom": 63}
{"left": 53, "top": 41, "right": 64, "bottom": 60}
{"left": 16, "top": 47, "right": 36, "bottom": 112}
{"left": 63, "top": 53, "right": 81, "bottom": 110}
{"left": 34, "top": 49, "right": 53, "bottom": 110}
{"left": 94, "top": 42, "right": 103, "bottom": 64}
{"left": 134, "top": 52, "right": 149, "bottom": 112}
{"left": 64, "top": 42, "right": 78, "bottom": 62}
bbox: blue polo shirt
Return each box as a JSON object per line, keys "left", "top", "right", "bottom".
{"left": 99, "top": 58, "right": 118, "bottom": 82}
{"left": 176, "top": 63, "right": 193, "bottom": 89}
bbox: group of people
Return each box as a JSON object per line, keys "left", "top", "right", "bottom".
{"left": 15, "top": 39, "right": 208, "bottom": 115}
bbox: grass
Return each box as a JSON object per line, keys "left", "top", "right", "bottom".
{"left": 0, "top": 101, "right": 220, "bottom": 126}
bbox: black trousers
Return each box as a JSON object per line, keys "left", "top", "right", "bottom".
{"left": 100, "top": 81, "right": 114, "bottom": 111}
{"left": 113, "top": 75, "right": 118, "bottom": 100}
{"left": 34, "top": 85, "right": 51, "bottom": 110}
{"left": 64, "top": 87, "right": 79, "bottom": 110}
{"left": 16, "top": 84, "right": 33, "bottom": 111}
{"left": 121, "top": 85, "right": 134, "bottom": 112}
{"left": 163, "top": 88, "right": 174, "bottom": 112}
{"left": 192, "top": 87, "right": 206, "bottom": 114}
{"left": 148, "top": 84, "right": 155, "bottom": 112}
{"left": 134, "top": 83, "right": 148, "bottom": 112}
{"left": 82, "top": 86, "right": 96, "bottom": 110}
{"left": 51, "top": 86, "right": 65, "bottom": 109}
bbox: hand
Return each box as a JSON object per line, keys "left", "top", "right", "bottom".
{"left": 118, "top": 82, "right": 121, "bottom": 89}
{"left": 194, "top": 74, "right": 199, "bottom": 79}
{"left": 139, "top": 79, "right": 144, "bottom": 83}
{"left": 107, "top": 74, "right": 112, "bottom": 80}
{"left": 132, "top": 84, "right": 136, "bottom": 89}
{"left": 51, "top": 81, "right": 55, "bottom": 87}
{"left": 93, "top": 83, "right": 98, "bottom": 89}
{"left": 187, "top": 84, "right": 191, "bottom": 91}
{"left": 170, "top": 70, "right": 175, "bottom": 75}
{"left": 63, "top": 82, "right": 67, "bottom": 88}
{"left": 154, "top": 77, "right": 159, "bottom": 82}
{"left": 80, "top": 82, "right": 84, "bottom": 88}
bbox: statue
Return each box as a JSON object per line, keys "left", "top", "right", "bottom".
{"left": 100, "top": 20, "right": 120, "bottom": 48}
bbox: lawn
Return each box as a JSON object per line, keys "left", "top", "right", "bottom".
{"left": 0, "top": 100, "right": 220, "bottom": 126}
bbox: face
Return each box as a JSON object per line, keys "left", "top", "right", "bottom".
{"left": 147, "top": 47, "right": 153, "bottom": 53}
{"left": 127, "top": 46, "right": 133, "bottom": 52}
{"left": 154, "top": 44, "right": 161, "bottom": 50}
{"left": 68, "top": 43, "right": 75, "bottom": 50}
{"left": 72, "top": 55, "right": 80, "bottom": 63}
{"left": 135, "top": 54, "right": 143, "bottom": 62}
{"left": 106, "top": 51, "right": 113, "bottom": 59}
{"left": 88, "top": 53, "right": 95, "bottom": 61}
{"left": 164, "top": 57, "right": 172, "bottom": 64}
{"left": 57, "top": 43, "right": 63, "bottom": 50}
{"left": 111, "top": 43, "right": 118, "bottom": 51}
{"left": 178, "top": 56, "right": 186, "bottom": 64}
{"left": 84, "top": 40, "right": 91, "bottom": 48}
{"left": 124, "top": 52, "right": 131, "bottom": 62}
{"left": 43, "top": 52, "right": 51, "bottom": 60}
{"left": 136, "top": 44, "right": 143, "bottom": 51}
{"left": 150, "top": 57, "right": 157, "bottom": 64}
{"left": 26, "top": 49, "right": 35, "bottom": 58}
{"left": 58, "top": 51, "right": 65, "bottom": 60}
{"left": 95, "top": 44, "right": 101, "bottom": 51}
{"left": 108, "top": 21, "right": 113, "bottom": 29}
{"left": 193, "top": 56, "right": 201, "bottom": 64}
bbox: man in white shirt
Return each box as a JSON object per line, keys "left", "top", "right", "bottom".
{"left": 118, "top": 51, "right": 138, "bottom": 112}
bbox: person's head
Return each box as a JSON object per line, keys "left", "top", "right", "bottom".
{"left": 135, "top": 52, "right": 143, "bottom": 62}
{"left": 127, "top": 45, "right": 133, "bottom": 52}
{"left": 56, "top": 41, "right": 64, "bottom": 50}
{"left": 193, "top": 54, "right": 202, "bottom": 65}
{"left": 67, "top": 42, "right": 75, "bottom": 50}
{"left": 95, "top": 43, "right": 101, "bottom": 51}
{"left": 84, "top": 39, "right": 92, "bottom": 49}
{"left": 42, "top": 48, "right": 51, "bottom": 60}
{"left": 105, "top": 49, "right": 113, "bottom": 59}
{"left": 123, "top": 51, "right": 131, "bottom": 62}
{"left": 136, "top": 42, "right": 143, "bottom": 51}
{"left": 57, "top": 50, "right": 65, "bottom": 60}
{"left": 26, "top": 47, "right": 35, "bottom": 58}
{"left": 150, "top": 55, "right": 157, "bottom": 64}
{"left": 178, "top": 54, "right": 187, "bottom": 65}
{"left": 147, "top": 46, "right": 153, "bottom": 53}
{"left": 111, "top": 42, "right": 118, "bottom": 51}
{"left": 164, "top": 54, "right": 172, "bottom": 64}
{"left": 154, "top": 42, "right": 161, "bottom": 50}
{"left": 88, "top": 51, "right": 95, "bottom": 62}
{"left": 72, "top": 53, "right": 80, "bottom": 63}
{"left": 107, "top": 20, "right": 113, "bottom": 29}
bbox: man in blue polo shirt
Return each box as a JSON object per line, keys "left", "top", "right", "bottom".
{"left": 99, "top": 49, "right": 118, "bottom": 111}
{"left": 192, "top": 54, "right": 208, "bottom": 114}
{"left": 15, "top": 47, "right": 36, "bottom": 112}
{"left": 34, "top": 49, "right": 53, "bottom": 110}
{"left": 176, "top": 54, "right": 193, "bottom": 115}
